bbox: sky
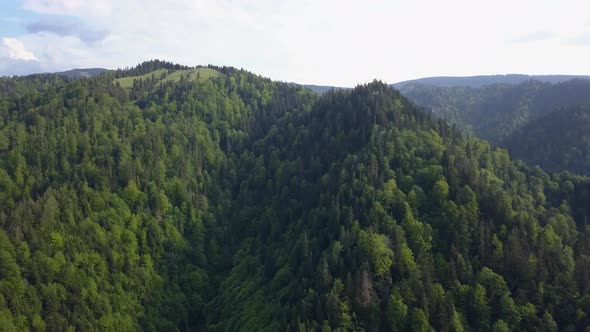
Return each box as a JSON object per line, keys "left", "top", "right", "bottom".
{"left": 1, "top": 0, "right": 590, "bottom": 86}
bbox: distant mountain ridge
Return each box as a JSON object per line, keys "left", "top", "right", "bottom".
{"left": 397, "top": 78, "right": 590, "bottom": 143}
{"left": 502, "top": 105, "right": 590, "bottom": 174}
{"left": 57, "top": 68, "right": 108, "bottom": 78}
{"left": 397, "top": 77, "right": 590, "bottom": 175}
{"left": 393, "top": 74, "right": 590, "bottom": 88}
{"left": 293, "top": 74, "right": 590, "bottom": 94}
{"left": 286, "top": 83, "right": 350, "bottom": 94}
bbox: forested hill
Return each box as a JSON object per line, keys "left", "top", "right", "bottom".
{"left": 398, "top": 78, "right": 590, "bottom": 144}
{"left": 1, "top": 61, "right": 590, "bottom": 331}
{"left": 296, "top": 84, "right": 350, "bottom": 95}
{"left": 502, "top": 105, "right": 590, "bottom": 174}
{"left": 0, "top": 60, "right": 318, "bottom": 330}
{"left": 393, "top": 74, "right": 590, "bottom": 89}
{"left": 57, "top": 68, "right": 108, "bottom": 79}
{"left": 398, "top": 79, "right": 590, "bottom": 176}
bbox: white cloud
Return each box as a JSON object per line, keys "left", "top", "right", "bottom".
{"left": 22, "top": 0, "right": 112, "bottom": 17}
{"left": 0, "top": 38, "right": 42, "bottom": 76}
{"left": 2, "top": 37, "right": 38, "bottom": 61}
{"left": 3, "top": 0, "right": 590, "bottom": 84}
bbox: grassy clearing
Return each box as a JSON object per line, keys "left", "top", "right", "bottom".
{"left": 115, "top": 69, "right": 167, "bottom": 89}
{"left": 114, "top": 67, "right": 221, "bottom": 89}
{"left": 164, "top": 68, "right": 221, "bottom": 83}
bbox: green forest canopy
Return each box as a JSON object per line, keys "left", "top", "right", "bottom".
{"left": 398, "top": 79, "right": 590, "bottom": 176}
{"left": 0, "top": 60, "right": 590, "bottom": 331}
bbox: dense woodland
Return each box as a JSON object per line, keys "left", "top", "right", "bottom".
{"left": 501, "top": 106, "right": 590, "bottom": 174}
{"left": 399, "top": 80, "right": 590, "bottom": 175}
{"left": 1, "top": 61, "right": 590, "bottom": 331}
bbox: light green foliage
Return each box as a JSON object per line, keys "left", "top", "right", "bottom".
{"left": 114, "top": 67, "right": 220, "bottom": 90}
{"left": 472, "top": 284, "right": 491, "bottom": 330}
{"left": 402, "top": 212, "right": 432, "bottom": 254}
{"left": 358, "top": 230, "right": 394, "bottom": 277}
{"left": 382, "top": 178, "right": 398, "bottom": 204}
{"left": 164, "top": 67, "right": 220, "bottom": 83}
{"left": 114, "top": 69, "right": 168, "bottom": 88}
{"left": 386, "top": 292, "right": 407, "bottom": 331}
{"left": 433, "top": 179, "right": 449, "bottom": 202}
{"left": 492, "top": 320, "right": 509, "bottom": 332}
{"left": 410, "top": 308, "right": 430, "bottom": 332}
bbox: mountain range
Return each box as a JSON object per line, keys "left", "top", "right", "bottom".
{"left": 392, "top": 74, "right": 590, "bottom": 89}
{"left": 0, "top": 61, "right": 589, "bottom": 331}
{"left": 15, "top": 67, "right": 590, "bottom": 93}
{"left": 398, "top": 78, "right": 590, "bottom": 174}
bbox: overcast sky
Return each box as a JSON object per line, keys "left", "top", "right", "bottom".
{"left": 1, "top": 0, "right": 590, "bottom": 86}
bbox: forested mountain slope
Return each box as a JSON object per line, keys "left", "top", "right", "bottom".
{"left": 1, "top": 61, "right": 590, "bottom": 331}
{"left": 57, "top": 68, "right": 108, "bottom": 79}
{"left": 502, "top": 106, "right": 590, "bottom": 174}
{"left": 398, "top": 79, "right": 590, "bottom": 176}
{"left": 215, "top": 82, "right": 590, "bottom": 331}
{"left": 393, "top": 74, "right": 590, "bottom": 89}
{"left": 0, "top": 60, "right": 317, "bottom": 330}
{"left": 398, "top": 79, "right": 590, "bottom": 145}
